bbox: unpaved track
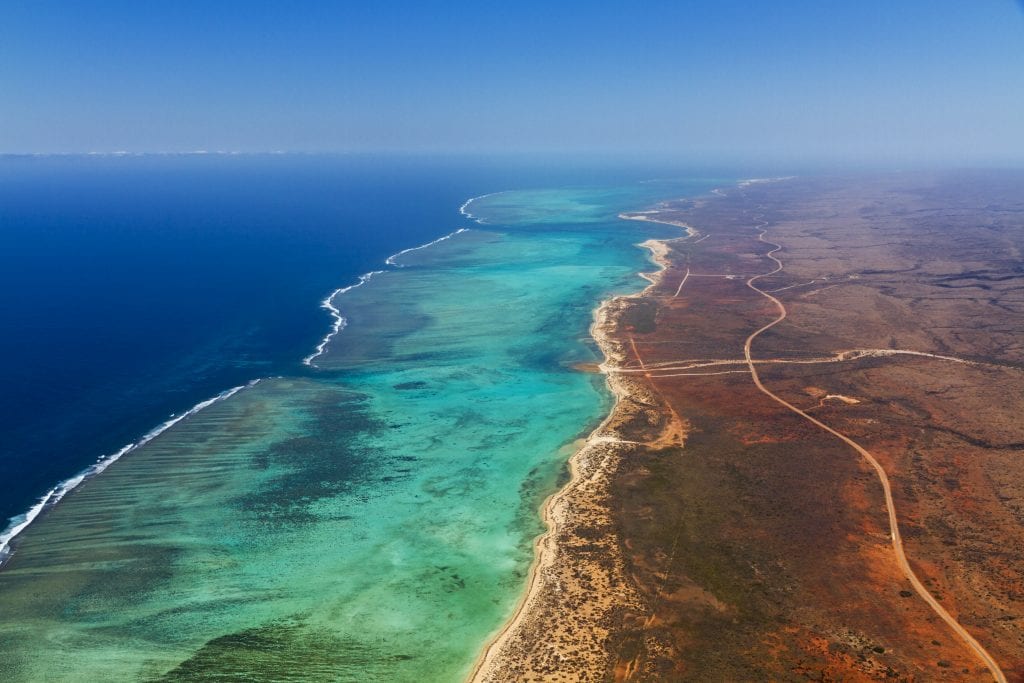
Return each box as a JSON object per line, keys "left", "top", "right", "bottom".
{"left": 608, "top": 348, "right": 977, "bottom": 376}
{"left": 742, "top": 220, "right": 1007, "bottom": 683}
{"left": 673, "top": 268, "right": 690, "bottom": 297}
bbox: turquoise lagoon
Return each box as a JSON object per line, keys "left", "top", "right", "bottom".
{"left": 0, "top": 179, "right": 718, "bottom": 680}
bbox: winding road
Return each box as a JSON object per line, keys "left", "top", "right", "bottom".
{"left": 742, "top": 220, "right": 1007, "bottom": 683}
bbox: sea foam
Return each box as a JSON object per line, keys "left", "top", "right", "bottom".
{"left": 305, "top": 225, "right": 474, "bottom": 367}
{"left": 2, "top": 218, "right": 482, "bottom": 562}
{"left": 459, "top": 191, "right": 505, "bottom": 224}
{"left": 302, "top": 270, "right": 384, "bottom": 367}
{"left": 0, "top": 380, "right": 259, "bottom": 565}
{"left": 385, "top": 228, "right": 469, "bottom": 267}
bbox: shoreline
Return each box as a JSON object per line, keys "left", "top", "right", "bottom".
{"left": 468, "top": 295, "right": 634, "bottom": 681}
{"left": 516, "top": 172, "right": 1022, "bottom": 678}
{"left": 618, "top": 211, "right": 701, "bottom": 240}
{"left": 468, "top": 201, "right": 697, "bottom": 681}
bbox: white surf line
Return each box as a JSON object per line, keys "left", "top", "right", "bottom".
{"left": 306, "top": 211, "right": 481, "bottom": 368}
{"left": 741, "top": 218, "right": 1007, "bottom": 683}
{"left": 0, "top": 379, "right": 260, "bottom": 565}
{"left": 459, "top": 191, "right": 507, "bottom": 224}
{"left": 385, "top": 228, "right": 470, "bottom": 267}
{"left": 673, "top": 268, "right": 691, "bottom": 297}
{"left": 302, "top": 271, "right": 384, "bottom": 367}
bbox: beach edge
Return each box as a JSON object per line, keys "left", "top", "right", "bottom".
{"left": 467, "top": 210, "right": 691, "bottom": 681}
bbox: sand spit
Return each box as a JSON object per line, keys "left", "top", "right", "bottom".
{"left": 637, "top": 239, "right": 672, "bottom": 287}
{"left": 619, "top": 211, "right": 699, "bottom": 240}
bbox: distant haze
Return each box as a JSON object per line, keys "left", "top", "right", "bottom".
{"left": 2, "top": 1, "right": 1023, "bottom": 165}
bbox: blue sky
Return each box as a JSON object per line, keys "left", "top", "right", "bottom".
{"left": 2, "top": 1, "right": 1023, "bottom": 163}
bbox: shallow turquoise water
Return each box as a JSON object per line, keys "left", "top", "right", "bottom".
{"left": 0, "top": 179, "right": 719, "bottom": 681}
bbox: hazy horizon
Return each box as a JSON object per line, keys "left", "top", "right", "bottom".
{"left": 3, "top": 2, "right": 1024, "bottom": 165}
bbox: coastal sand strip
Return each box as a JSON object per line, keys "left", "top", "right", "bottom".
{"left": 468, "top": 295, "right": 650, "bottom": 682}
{"left": 470, "top": 227, "right": 686, "bottom": 681}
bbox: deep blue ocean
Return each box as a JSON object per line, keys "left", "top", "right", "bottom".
{"left": 0, "top": 154, "right": 733, "bottom": 533}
